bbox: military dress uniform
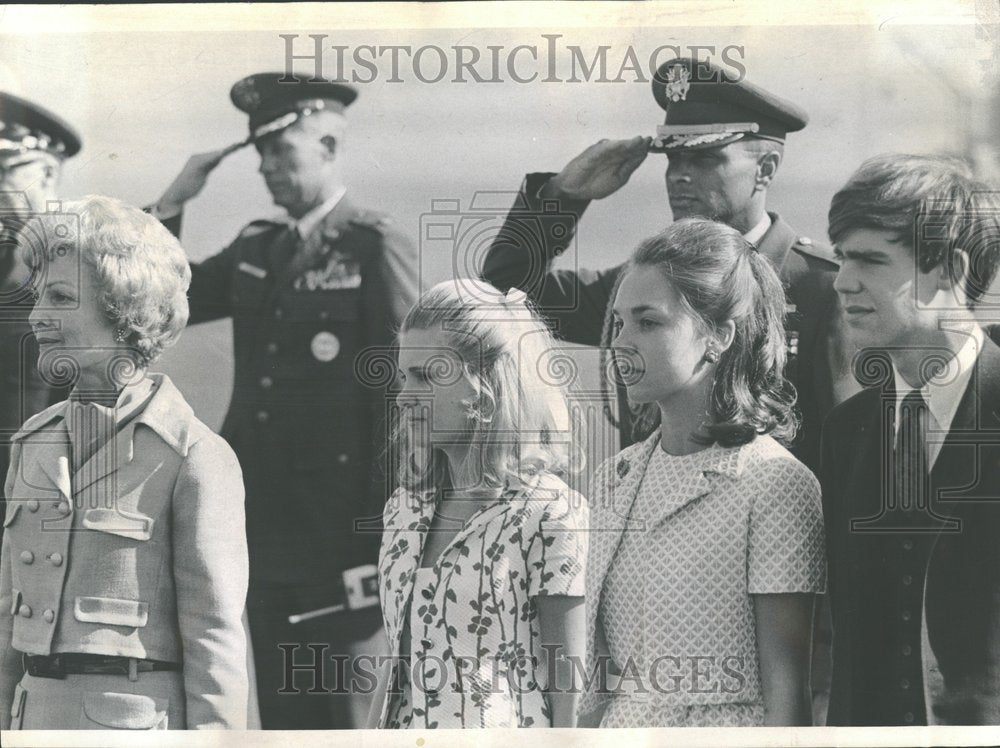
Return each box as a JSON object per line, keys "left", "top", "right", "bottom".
{"left": 158, "top": 75, "right": 419, "bottom": 729}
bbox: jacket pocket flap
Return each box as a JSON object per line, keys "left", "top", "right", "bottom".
{"left": 74, "top": 596, "right": 149, "bottom": 628}
{"left": 3, "top": 501, "right": 21, "bottom": 527}
{"left": 82, "top": 692, "right": 166, "bottom": 729}
{"left": 82, "top": 508, "right": 154, "bottom": 540}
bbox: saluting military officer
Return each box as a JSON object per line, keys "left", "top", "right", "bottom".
{"left": 0, "top": 92, "right": 81, "bottom": 481}
{"left": 483, "top": 56, "right": 857, "bottom": 471}
{"left": 149, "top": 74, "right": 419, "bottom": 729}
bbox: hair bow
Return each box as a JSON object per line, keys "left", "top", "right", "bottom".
{"left": 504, "top": 287, "right": 528, "bottom": 305}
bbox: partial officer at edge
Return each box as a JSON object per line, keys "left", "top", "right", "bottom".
{"left": 0, "top": 92, "right": 81, "bottom": 481}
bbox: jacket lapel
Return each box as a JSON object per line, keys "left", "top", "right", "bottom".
{"left": 587, "top": 434, "right": 658, "bottom": 601}
{"left": 71, "top": 425, "right": 136, "bottom": 496}
{"left": 20, "top": 403, "right": 73, "bottom": 501}
{"left": 931, "top": 337, "right": 1000, "bottom": 510}
{"left": 33, "top": 433, "right": 73, "bottom": 501}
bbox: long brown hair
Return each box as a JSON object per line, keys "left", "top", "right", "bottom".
{"left": 601, "top": 219, "right": 798, "bottom": 446}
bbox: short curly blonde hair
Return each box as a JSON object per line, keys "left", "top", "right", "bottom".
{"left": 19, "top": 194, "right": 191, "bottom": 364}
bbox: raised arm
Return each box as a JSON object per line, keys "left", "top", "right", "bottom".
{"left": 481, "top": 138, "right": 649, "bottom": 347}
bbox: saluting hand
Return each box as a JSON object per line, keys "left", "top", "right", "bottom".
{"left": 543, "top": 136, "right": 652, "bottom": 201}
{"left": 155, "top": 141, "right": 245, "bottom": 216}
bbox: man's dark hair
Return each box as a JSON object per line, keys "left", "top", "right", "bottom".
{"left": 828, "top": 153, "right": 1000, "bottom": 306}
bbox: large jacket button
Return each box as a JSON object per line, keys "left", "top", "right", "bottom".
{"left": 18, "top": 604, "right": 32, "bottom": 618}
{"left": 27, "top": 500, "right": 39, "bottom": 512}
{"left": 56, "top": 501, "right": 71, "bottom": 515}
{"left": 49, "top": 553, "right": 63, "bottom": 567}
{"left": 43, "top": 609, "right": 55, "bottom": 623}
{"left": 19, "top": 550, "right": 33, "bottom": 564}
{"left": 260, "top": 376, "right": 274, "bottom": 389}
{"left": 256, "top": 411, "right": 270, "bottom": 423}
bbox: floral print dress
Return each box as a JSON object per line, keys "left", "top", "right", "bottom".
{"left": 376, "top": 473, "right": 588, "bottom": 728}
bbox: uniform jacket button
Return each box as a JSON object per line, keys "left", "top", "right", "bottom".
{"left": 27, "top": 499, "right": 39, "bottom": 512}
{"left": 274, "top": 308, "right": 283, "bottom": 319}
{"left": 18, "top": 604, "right": 31, "bottom": 618}
{"left": 43, "top": 609, "right": 55, "bottom": 623}
{"left": 56, "top": 501, "right": 71, "bottom": 515}
{"left": 337, "top": 453, "right": 350, "bottom": 464}
{"left": 19, "top": 550, "right": 33, "bottom": 564}
{"left": 319, "top": 310, "right": 329, "bottom": 321}
{"left": 266, "top": 342, "right": 279, "bottom": 355}
{"left": 260, "top": 376, "right": 273, "bottom": 389}
{"left": 49, "top": 552, "right": 63, "bottom": 566}
{"left": 256, "top": 410, "right": 270, "bottom": 423}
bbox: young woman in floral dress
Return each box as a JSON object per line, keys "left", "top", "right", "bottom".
{"left": 371, "top": 279, "right": 589, "bottom": 729}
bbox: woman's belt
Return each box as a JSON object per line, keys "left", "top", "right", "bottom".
{"left": 22, "top": 652, "right": 181, "bottom": 679}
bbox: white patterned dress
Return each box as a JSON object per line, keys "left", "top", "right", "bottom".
{"left": 377, "top": 473, "right": 588, "bottom": 728}
{"left": 580, "top": 433, "right": 826, "bottom": 727}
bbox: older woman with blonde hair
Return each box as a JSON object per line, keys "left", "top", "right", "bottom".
{"left": 0, "top": 195, "right": 249, "bottom": 729}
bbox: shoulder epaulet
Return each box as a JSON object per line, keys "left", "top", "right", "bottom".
{"left": 237, "top": 218, "right": 286, "bottom": 239}
{"left": 792, "top": 235, "right": 838, "bottom": 267}
{"left": 349, "top": 209, "right": 391, "bottom": 234}
{"left": 11, "top": 400, "right": 67, "bottom": 443}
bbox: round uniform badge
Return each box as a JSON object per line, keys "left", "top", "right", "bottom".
{"left": 310, "top": 331, "right": 340, "bottom": 362}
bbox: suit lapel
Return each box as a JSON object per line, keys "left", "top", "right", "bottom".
{"left": 931, "top": 337, "right": 1000, "bottom": 512}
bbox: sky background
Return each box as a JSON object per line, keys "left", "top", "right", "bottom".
{"left": 2, "top": 5, "right": 997, "bottom": 472}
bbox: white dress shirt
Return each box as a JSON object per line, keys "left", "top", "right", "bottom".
{"left": 891, "top": 325, "right": 984, "bottom": 470}
{"left": 742, "top": 213, "right": 772, "bottom": 246}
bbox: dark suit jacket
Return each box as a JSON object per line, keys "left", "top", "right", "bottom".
{"left": 161, "top": 198, "right": 418, "bottom": 612}
{"left": 821, "top": 339, "right": 1000, "bottom": 725}
{"left": 481, "top": 173, "right": 840, "bottom": 473}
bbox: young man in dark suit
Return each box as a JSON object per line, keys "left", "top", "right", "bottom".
{"left": 821, "top": 154, "right": 1000, "bottom": 725}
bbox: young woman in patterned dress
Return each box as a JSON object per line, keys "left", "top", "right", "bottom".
{"left": 578, "top": 219, "right": 826, "bottom": 727}
{"left": 370, "top": 279, "right": 589, "bottom": 729}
